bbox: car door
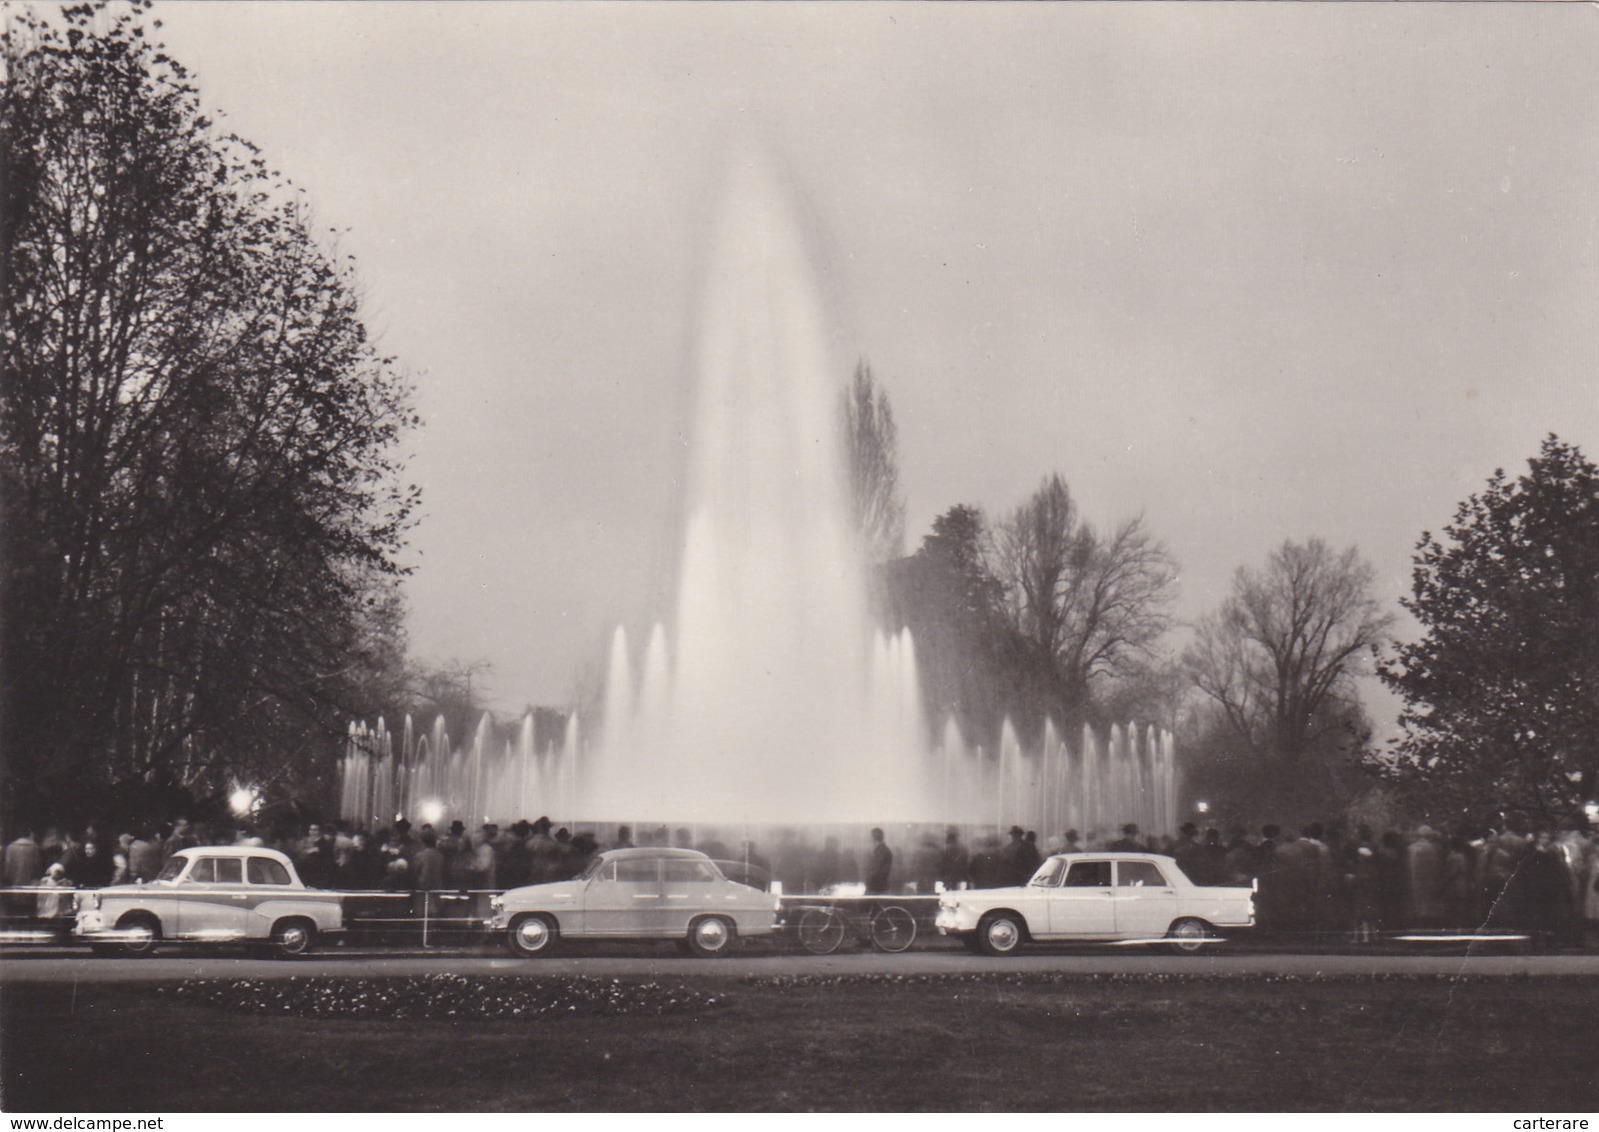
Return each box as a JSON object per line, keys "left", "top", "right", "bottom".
{"left": 1047, "top": 859, "right": 1116, "bottom": 936}
{"left": 582, "top": 856, "right": 662, "bottom": 936}
{"left": 661, "top": 857, "right": 722, "bottom": 936}
{"left": 1110, "top": 859, "right": 1179, "bottom": 938}
{"left": 176, "top": 855, "right": 251, "bottom": 939}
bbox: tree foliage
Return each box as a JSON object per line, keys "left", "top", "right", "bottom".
{"left": 880, "top": 504, "right": 1010, "bottom": 745}
{"left": 0, "top": 4, "right": 418, "bottom": 821}
{"left": 839, "top": 360, "right": 904, "bottom": 564}
{"left": 1376, "top": 436, "right": 1599, "bottom": 824}
{"left": 990, "top": 473, "right": 1177, "bottom": 729}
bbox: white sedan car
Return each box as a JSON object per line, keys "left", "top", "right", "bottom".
{"left": 936, "top": 852, "right": 1255, "bottom": 955}
{"left": 491, "top": 847, "right": 780, "bottom": 957}
{"left": 74, "top": 846, "right": 343, "bottom": 957}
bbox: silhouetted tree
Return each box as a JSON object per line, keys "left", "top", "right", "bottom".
{"left": 0, "top": 4, "right": 418, "bottom": 821}
{"left": 1186, "top": 538, "right": 1391, "bottom": 763}
{"left": 990, "top": 474, "right": 1178, "bottom": 729}
{"left": 1377, "top": 436, "right": 1599, "bottom": 824}
{"left": 881, "top": 504, "right": 1009, "bottom": 745}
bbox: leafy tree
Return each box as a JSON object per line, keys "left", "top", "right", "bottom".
{"left": 839, "top": 360, "right": 904, "bottom": 564}
{"left": 1377, "top": 436, "right": 1599, "bottom": 824}
{"left": 0, "top": 4, "right": 418, "bottom": 821}
{"left": 990, "top": 473, "right": 1177, "bottom": 730}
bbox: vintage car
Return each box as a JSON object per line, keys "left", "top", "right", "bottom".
{"left": 935, "top": 852, "right": 1255, "bottom": 955}
{"left": 490, "top": 847, "right": 780, "bottom": 957}
{"left": 74, "top": 846, "right": 343, "bottom": 957}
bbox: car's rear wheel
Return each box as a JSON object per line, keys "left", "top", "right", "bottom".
{"left": 506, "top": 913, "right": 559, "bottom": 957}
{"left": 115, "top": 913, "right": 160, "bottom": 958}
{"left": 686, "top": 915, "right": 735, "bottom": 957}
{"left": 870, "top": 906, "right": 917, "bottom": 953}
{"left": 976, "top": 912, "right": 1025, "bottom": 957}
{"left": 1167, "top": 917, "right": 1212, "bottom": 955}
{"left": 797, "top": 907, "right": 846, "bottom": 955}
{"left": 271, "top": 918, "right": 317, "bottom": 958}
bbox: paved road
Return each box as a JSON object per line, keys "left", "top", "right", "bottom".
{"left": 6, "top": 945, "right": 1599, "bottom": 983}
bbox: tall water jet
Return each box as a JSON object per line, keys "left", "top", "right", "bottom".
{"left": 585, "top": 153, "right": 930, "bottom": 825}
{"left": 340, "top": 151, "right": 1180, "bottom": 840}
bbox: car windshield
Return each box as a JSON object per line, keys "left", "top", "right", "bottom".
{"left": 155, "top": 857, "right": 186, "bottom": 882}
{"left": 577, "top": 855, "right": 609, "bottom": 882}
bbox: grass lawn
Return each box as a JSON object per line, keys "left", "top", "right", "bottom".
{"left": 2, "top": 972, "right": 1595, "bottom": 1111}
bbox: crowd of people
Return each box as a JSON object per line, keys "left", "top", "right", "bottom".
{"left": 4, "top": 812, "right": 1598, "bottom": 947}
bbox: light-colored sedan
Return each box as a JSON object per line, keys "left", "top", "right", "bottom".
{"left": 490, "top": 847, "right": 780, "bottom": 958}
{"left": 73, "top": 846, "right": 343, "bottom": 957}
{"left": 935, "top": 852, "right": 1255, "bottom": 956}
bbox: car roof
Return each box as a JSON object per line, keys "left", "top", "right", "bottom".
{"left": 597, "top": 847, "right": 712, "bottom": 861}
{"left": 1046, "top": 851, "right": 1175, "bottom": 862}
{"left": 174, "top": 846, "right": 293, "bottom": 863}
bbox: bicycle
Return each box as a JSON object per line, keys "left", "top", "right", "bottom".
{"left": 793, "top": 898, "right": 918, "bottom": 954}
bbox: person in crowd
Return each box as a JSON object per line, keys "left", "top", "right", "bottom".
{"left": 611, "top": 825, "right": 636, "bottom": 851}
{"left": 1439, "top": 834, "right": 1473, "bottom": 931}
{"left": 1172, "top": 822, "right": 1205, "bottom": 884}
{"left": 3, "top": 829, "right": 43, "bottom": 918}
{"left": 1110, "top": 823, "right": 1143, "bottom": 852}
{"left": 527, "top": 818, "right": 561, "bottom": 884}
{"left": 938, "top": 828, "right": 970, "bottom": 891}
{"left": 127, "top": 828, "right": 161, "bottom": 883}
{"left": 865, "top": 827, "right": 893, "bottom": 895}
{"left": 968, "top": 835, "right": 1008, "bottom": 889}
{"left": 473, "top": 826, "right": 499, "bottom": 890}
{"left": 1405, "top": 825, "right": 1444, "bottom": 931}
{"left": 1250, "top": 826, "right": 1284, "bottom": 933}
{"left": 1580, "top": 830, "right": 1599, "bottom": 947}
{"left": 411, "top": 829, "right": 446, "bottom": 920}
{"left": 909, "top": 834, "right": 941, "bottom": 894}
{"left": 35, "top": 863, "right": 74, "bottom": 937}
{"left": 498, "top": 821, "right": 532, "bottom": 890}
{"left": 1523, "top": 830, "right": 1571, "bottom": 950}
{"left": 1375, "top": 830, "right": 1407, "bottom": 933}
{"left": 1345, "top": 826, "right": 1381, "bottom": 943}
{"left": 567, "top": 830, "right": 599, "bottom": 878}
{"left": 1016, "top": 830, "right": 1043, "bottom": 883}
{"left": 1061, "top": 829, "right": 1083, "bottom": 854}
{"left": 162, "top": 817, "right": 197, "bottom": 861}
{"left": 66, "top": 836, "right": 113, "bottom": 889}
{"left": 999, "top": 826, "right": 1028, "bottom": 885}
{"left": 296, "top": 823, "right": 337, "bottom": 889}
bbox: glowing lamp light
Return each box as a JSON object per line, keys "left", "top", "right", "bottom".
{"left": 1585, "top": 800, "right": 1599, "bottom": 824}
{"left": 418, "top": 798, "right": 446, "bottom": 826}
{"left": 229, "top": 786, "right": 259, "bottom": 816}
{"left": 1196, "top": 801, "right": 1210, "bottom": 815}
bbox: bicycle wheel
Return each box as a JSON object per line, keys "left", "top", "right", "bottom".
{"left": 870, "top": 905, "right": 917, "bottom": 953}
{"left": 797, "top": 906, "right": 846, "bottom": 955}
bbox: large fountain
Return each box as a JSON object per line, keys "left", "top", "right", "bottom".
{"left": 340, "top": 154, "right": 1177, "bottom": 838}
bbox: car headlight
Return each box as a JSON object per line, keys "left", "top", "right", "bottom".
{"left": 489, "top": 895, "right": 504, "bottom": 914}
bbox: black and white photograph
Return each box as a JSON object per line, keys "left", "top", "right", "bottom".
{"left": 1, "top": 0, "right": 1597, "bottom": 1116}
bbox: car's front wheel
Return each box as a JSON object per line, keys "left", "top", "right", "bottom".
{"left": 506, "top": 913, "right": 559, "bottom": 958}
{"left": 976, "top": 912, "right": 1025, "bottom": 957}
{"left": 115, "top": 913, "right": 161, "bottom": 958}
{"left": 1167, "top": 917, "right": 1212, "bottom": 955}
{"left": 270, "top": 918, "right": 318, "bottom": 958}
{"left": 686, "top": 915, "right": 736, "bottom": 957}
